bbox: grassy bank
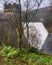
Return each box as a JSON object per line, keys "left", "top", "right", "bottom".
{"left": 0, "top": 45, "right": 52, "bottom": 65}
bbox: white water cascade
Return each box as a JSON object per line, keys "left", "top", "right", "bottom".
{"left": 23, "top": 22, "right": 49, "bottom": 50}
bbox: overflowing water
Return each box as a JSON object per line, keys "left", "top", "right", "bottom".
{"left": 23, "top": 22, "right": 49, "bottom": 50}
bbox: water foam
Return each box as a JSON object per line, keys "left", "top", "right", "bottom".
{"left": 23, "top": 22, "right": 49, "bottom": 50}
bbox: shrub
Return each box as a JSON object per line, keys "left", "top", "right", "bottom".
{"left": 0, "top": 45, "right": 19, "bottom": 58}
{"left": 0, "top": 41, "right": 3, "bottom": 46}
{"left": 29, "top": 47, "right": 38, "bottom": 53}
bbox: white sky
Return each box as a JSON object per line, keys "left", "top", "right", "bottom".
{"left": 0, "top": 0, "right": 51, "bottom": 10}
{"left": 40, "top": 0, "right": 50, "bottom": 8}
{"left": 21, "top": 0, "right": 50, "bottom": 10}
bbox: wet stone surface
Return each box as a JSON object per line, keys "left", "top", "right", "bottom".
{"left": 41, "top": 34, "right": 52, "bottom": 55}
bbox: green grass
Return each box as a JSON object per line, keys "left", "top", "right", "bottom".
{"left": 0, "top": 45, "right": 52, "bottom": 65}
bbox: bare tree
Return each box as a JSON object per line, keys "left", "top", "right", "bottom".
{"left": 23, "top": 0, "right": 44, "bottom": 53}
{"left": 0, "top": 0, "right": 44, "bottom": 51}
{"left": 17, "top": 0, "right": 23, "bottom": 51}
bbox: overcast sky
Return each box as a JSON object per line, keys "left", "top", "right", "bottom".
{"left": 0, "top": 0, "right": 51, "bottom": 10}
{"left": 40, "top": 0, "right": 51, "bottom": 8}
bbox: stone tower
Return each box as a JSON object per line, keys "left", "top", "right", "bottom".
{"left": 0, "top": 3, "right": 20, "bottom": 47}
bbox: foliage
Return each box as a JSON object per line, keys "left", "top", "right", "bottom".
{"left": 0, "top": 45, "right": 19, "bottom": 58}
{"left": 0, "top": 41, "right": 3, "bottom": 46}
{"left": 0, "top": 45, "right": 52, "bottom": 65}
{"left": 29, "top": 47, "right": 38, "bottom": 53}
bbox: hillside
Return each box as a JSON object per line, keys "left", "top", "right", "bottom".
{"left": 0, "top": 6, "right": 52, "bottom": 33}
{"left": 22, "top": 6, "right": 52, "bottom": 33}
